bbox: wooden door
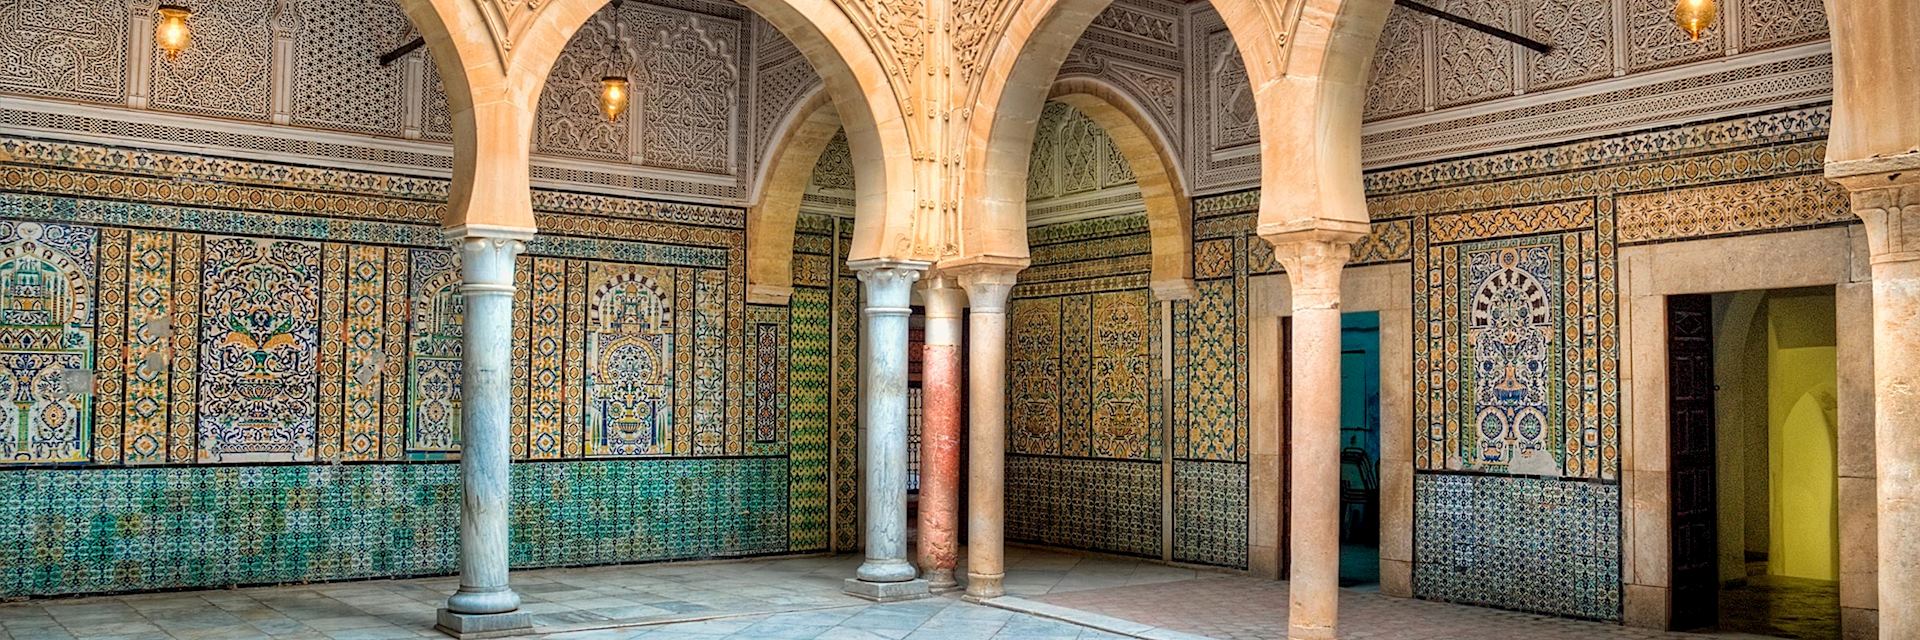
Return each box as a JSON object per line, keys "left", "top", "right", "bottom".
{"left": 1667, "top": 294, "right": 1718, "bottom": 629}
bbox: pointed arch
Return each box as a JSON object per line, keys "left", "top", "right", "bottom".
{"left": 1048, "top": 77, "right": 1192, "bottom": 299}
{"left": 748, "top": 87, "right": 843, "bottom": 304}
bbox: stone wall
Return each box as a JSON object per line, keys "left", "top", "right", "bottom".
{"left": 0, "top": 139, "right": 860, "bottom": 598}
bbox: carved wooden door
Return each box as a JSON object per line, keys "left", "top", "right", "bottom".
{"left": 1668, "top": 294, "right": 1718, "bottom": 629}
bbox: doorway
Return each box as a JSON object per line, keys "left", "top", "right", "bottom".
{"left": 1667, "top": 288, "right": 1841, "bottom": 639}
{"left": 1338, "top": 312, "right": 1382, "bottom": 589}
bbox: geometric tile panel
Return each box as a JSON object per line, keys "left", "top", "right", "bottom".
{"left": 1172, "top": 460, "right": 1247, "bottom": 569}
{"left": 1413, "top": 473, "right": 1621, "bottom": 622}
{"left": 0, "top": 458, "right": 789, "bottom": 598}
{"left": 1006, "top": 455, "right": 1160, "bottom": 559}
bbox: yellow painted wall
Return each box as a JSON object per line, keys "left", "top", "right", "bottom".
{"left": 1765, "top": 291, "right": 1838, "bottom": 581}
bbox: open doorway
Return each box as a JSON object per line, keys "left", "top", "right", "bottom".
{"left": 1668, "top": 288, "right": 1841, "bottom": 639}
{"left": 1338, "top": 312, "right": 1382, "bottom": 590}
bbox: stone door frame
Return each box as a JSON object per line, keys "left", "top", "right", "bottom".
{"left": 1618, "top": 225, "right": 1877, "bottom": 635}
{"left": 1249, "top": 262, "right": 1416, "bottom": 595}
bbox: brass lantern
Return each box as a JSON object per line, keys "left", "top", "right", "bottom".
{"left": 600, "top": 76, "right": 632, "bottom": 122}
{"left": 1674, "top": 0, "right": 1716, "bottom": 41}
{"left": 155, "top": 5, "right": 193, "bottom": 60}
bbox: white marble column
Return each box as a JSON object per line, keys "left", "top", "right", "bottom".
{"left": 1264, "top": 225, "right": 1360, "bottom": 640}
{"left": 845, "top": 259, "right": 932, "bottom": 601}
{"left": 1831, "top": 163, "right": 1920, "bottom": 637}
{"left": 438, "top": 227, "right": 533, "bottom": 637}
{"left": 955, "top": 264, "right": 1021, "bottom": 601}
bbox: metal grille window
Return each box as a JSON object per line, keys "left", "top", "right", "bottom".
{"left": 907, "top": 386, "right": 923, "bottom": 493}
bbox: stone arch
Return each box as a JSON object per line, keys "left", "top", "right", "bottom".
{"left": 511, "top": 0, "right": 917, "bottom": 262}
{"left": 957, "top": 0, "right": 1391, "bottom": 263}
{"left": 392, "top": 0, "right": 547, "bottom": 231}
{"left": 747, "top": 87, "right": 843, "bottom": 304}
{"left": 394, "top": 0, "right": 916, "bottom": 260}
{"left": 1048, "top": 77, "right": 1193, "bottom": 299}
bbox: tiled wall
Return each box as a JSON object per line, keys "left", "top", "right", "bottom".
{"left": 1191, "top": 105, "right": 1845, "bottom": 620}
{"left": 1005, "top": 214, "right": 1167, "bottom": 559}
{"left": 0, "top": 138, "right": 858, "bottom": 598}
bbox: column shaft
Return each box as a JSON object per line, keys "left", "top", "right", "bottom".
{"left": 1834, "top": 170, "right": 1920, "bottom": 636}
{"left": 847, "top": 260, "right": 929, "bottom": 600}
{"left": 442, "top": 230, "right": 530, "bottom": 632}
{"left": 1266, "top": 230, "right": 1358, "bottom": 640}
{"left": 919, "top": 279, "right": 967, "bottom": 590}
{"left": 959, "top": 267, "right": 1019, "bottom": 600}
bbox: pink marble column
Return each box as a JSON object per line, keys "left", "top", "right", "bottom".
{"left": 1265, "top": 225, "right": 1361, "bottom": 640}
{"left": 918, "top": 277, "right": 967, "bottom": 591}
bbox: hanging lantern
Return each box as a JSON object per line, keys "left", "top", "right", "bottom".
{"left": 155, "top": 5, "right": 193, "bottom": 60}
{"left": 600, "top": 76, "right": 631, "bottom": 122}
{"left": 1673, "top": 0, "right": 1716, "bottom": 41}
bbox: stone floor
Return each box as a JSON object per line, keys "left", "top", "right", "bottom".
{"left": 1717, "top": 575, "right": 1841, "bottom": 640}
{"left": 1025, "top": 575, "right": 1795, "bottom": 640}
{"left": 0, "top": 547, "right": 1829, "bottom": 640}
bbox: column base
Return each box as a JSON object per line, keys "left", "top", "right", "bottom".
{"left": 844, "top": 577, "right": 931, "bottom": 602}
{"left": 926, "top": 569, "right": 961, "bottom": 593}
{"left": 963, "top": 572, "right": 1004, "bottom": 602}
{"left": 435, "top": 609, "right": 533, "bottom": 639}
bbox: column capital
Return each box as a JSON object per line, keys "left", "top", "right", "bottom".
{"left": 920, "top": 276, "right": 967, "bottom": 319}
{"left": 851, "top": 258, "right": 927, "bottom": 314}
{"left": 1260, "top": 220, "right": 1364, "bottom": 308}
{"left": 848, "top": 258, "right": 931, "bottom": 283}
{"left": 948, "top": 262, "right": 1023, "bottom": 314}
{"left": 1829, "top": 156, "right": 1920, "bottom": 265}
{"left": 446, "top": 224, "right": 533, "bottom": 294}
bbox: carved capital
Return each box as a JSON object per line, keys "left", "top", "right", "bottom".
{"left": 446, "top": 224, "right": 534, "bottom": 294}
{"left": 946, "top": 261, "right": 1024, "bottom": 314}
{"left": 1829, "top": 164, "right": 1920, "bottom": 265}
{"left": 1261, "top": 220, "right": 1365, "bottom": 310}
{"left": 851, "top": 258, "right": 929, "bottom": 312}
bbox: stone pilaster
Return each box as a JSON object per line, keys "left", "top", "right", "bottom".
{"left": 918, "top": 275, "right": 967, "bottom": 592}
{"left": 953, "top": 262, "right": 1022, "bottom": 601}
{"left": 438, "top": 226, "right": 533, "bottom": 638}
{"left": 845, "top": 259, "right": 932, "bottom": 601}
{"left": 1830, "top": 158, "right": 1920, "bottom": 639}
{"left": 1262, "top": 222, "right": 1363, "bottom": 640}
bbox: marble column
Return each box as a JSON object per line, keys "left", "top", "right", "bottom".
{"left": 845, "top": 259, "right": 932, "bottom": 601}
{"left": 1264, "top": 225, "right": 1361, "bottom": 640}
{"left": 437, "top": 227, "right": 533, "bottom": 637}
{"left": 956, "top": 264, "right": 1021, "bottom": 601}
{"left": 1830, "top": 163, "right": 1920, "bottom": 637}
{"left": 918, "top": 276, "right": 967, "bottom": 591}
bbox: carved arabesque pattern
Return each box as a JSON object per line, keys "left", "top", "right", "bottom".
{"left": 1365, "top": 8, "right": 1426, "bottom": 120}
{"left": 292, "top": 0, "right": 411, "bottom": 135}
{"left": 809, "top": 131, "right": 855, "bottom": 192}
{"left": 538, "top": 10, "right": 630, "bottom": 160}
{"left": 152, "top": 0, "right": 277, "bottom": 120}
{"left": 1210, "top": 38, "right": 1257, "bottom": 149}
{"left": 637, "top": 10, "right": 739, "bottom": 175}
{"left": 1436, "top": 0, "right": 1515, "bottom": 107}
{"left": 1528, "top": 0, "right": 1612, "bottom": 90}
{"left": 1025, "top": 101, "right": 1139, "bottom": 205}
{"left": 1627, "top": 0, "right": 1721, "bottom": 71}
{"left": 0, "top": 0, "right": 127, "bottom": 103}
{"left": 1741, "top": 0, "right": 1829, "bottom": 51}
